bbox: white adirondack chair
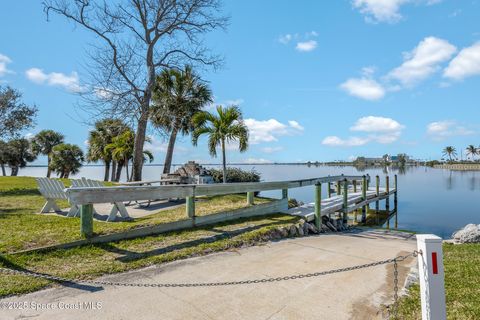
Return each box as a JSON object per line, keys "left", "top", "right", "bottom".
{"left": 71, "top": 177, "right": 130, "bottom": 221}
{"left": 36, "top": 178, "right": 79, "bottom": 217}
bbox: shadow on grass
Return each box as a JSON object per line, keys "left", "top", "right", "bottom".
{"left": 0, "top": 188, "right": 41, "bottom": 196}
{"left": 98, "top": 216, "right": 296, "bottom": 263}
{"left": 0, "top": 255, "right": 104, "bottom": 293}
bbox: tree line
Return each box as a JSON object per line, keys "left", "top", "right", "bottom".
{"left": 0, "top": 65, "right": 249, "bottom": 182}
{"left": 2, "top": 1, "right": 250, "bottom": 182}
{"left": 442, "top": 145, "right": 480, "bottom": 162}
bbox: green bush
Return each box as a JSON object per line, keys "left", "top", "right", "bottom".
{"left": 209, "top": 167, "right": 261, "bottom": 183}
{"left": 425, "top": 160, "right": 442, "bottom": 167}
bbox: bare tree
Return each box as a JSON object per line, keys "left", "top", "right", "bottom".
{"left": 43, "top": 0, "right": 227, "bottom": 180}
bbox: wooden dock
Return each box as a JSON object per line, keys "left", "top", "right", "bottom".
{"left": 288, "top": 175, "right": 398, "bottom": 227}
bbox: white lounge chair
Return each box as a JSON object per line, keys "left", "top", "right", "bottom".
{"left": 36, "top": 177, "right": 79, "bottom": 217}
{"left": 71, "top": 177, "right": 130, "bottom": 221}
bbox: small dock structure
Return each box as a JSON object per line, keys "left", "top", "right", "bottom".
{"left": 288, "top": 174, "right": 398, "bottom": 229}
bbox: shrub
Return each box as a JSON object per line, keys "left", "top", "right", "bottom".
{"left": 425, "top": 160, "right": 442, "bottom": 167}
{"left": 209, "top": 167, "right": 261, "bottom": 183}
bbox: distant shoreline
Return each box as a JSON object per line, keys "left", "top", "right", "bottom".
{"left": 434, "top": 164, "right": 480, "bottom": 171}
{"left": 19, "top": 162, "right": 424, "bottom": 168}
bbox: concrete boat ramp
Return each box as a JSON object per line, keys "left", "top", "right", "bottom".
{"left": 1, "top": 230, "right": 417, "bottom": 320}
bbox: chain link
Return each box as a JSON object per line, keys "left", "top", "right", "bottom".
{"left": 0, "top": 251, "right": 419, "bottom": 291}
{"left": 389, "top": 250, "right": 419, "bottom": 320}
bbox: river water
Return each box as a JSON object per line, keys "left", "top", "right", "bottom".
{"left": 15, "top": 164, "right": 480, "bottom": 238}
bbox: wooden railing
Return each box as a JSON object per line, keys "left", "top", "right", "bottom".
{"left": 66, "top": 175, "right": 368, "bottom": 238}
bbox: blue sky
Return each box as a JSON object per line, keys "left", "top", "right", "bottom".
{"left": 1, "top": 0, "right": 480, "bottom": 165}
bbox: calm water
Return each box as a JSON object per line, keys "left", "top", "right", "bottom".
{"left": 16, "top": 164, "right": 480, "bottom": 238}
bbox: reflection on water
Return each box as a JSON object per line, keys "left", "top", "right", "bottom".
{"left": 15, "top": 164, "right": 480, "bottom": 238}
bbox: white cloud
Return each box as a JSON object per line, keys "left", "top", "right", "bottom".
{"left": 352, "top": 0, "right": 442, "bottom": 24}
{"left": 388, "top": 37, "right": 457, "bottom": 87}
{"left": 443, "top": 42, "right": 480, "bottom": 81}
{"left": 340, "top": 77, "right": 385, "bottom": 100}
{"left": 288, "top": 120, "right": 304, "bottom": 131}
{"left": 353, "top": 0, "right": 408, "bottom": 23}
{"left": 243, "top": 158, "right": 273, "bottom": 164}
{"left": 322, "top": 116, "right": 404, "bottom": 147}
{"left": 295, "top": 40, "right": 318, "bottom": 52}
{"left": 322, "top": 136, "right": 370, "bottom": 147}
{"left": 279, "top": 31, "right": 319, "bottom": 52}
{"left": 206, "top": 98, "right": 244, "bottom": 111}
{"left": 261, "top": 146, "right": 284, "bottom": 154}
{"left": 244, "top": 118, "right": 304, "bottom": 144}
{"left": 426, "top": 120, "right": 475, "bottom": 141}
{"left": 350, "top": 116, "right": 405, "bottom": 132}
{"left": 0, "top": 54, "right": 13, "bottom": 77}
{"left": 278, "top": 34, "right": 293, "bottom": 44}
{"left": 25, "top": 68, "right": 84, "bottom": 92}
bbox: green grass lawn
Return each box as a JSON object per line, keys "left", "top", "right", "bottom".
{"left": 0, "top": 176, "right": 271, "bottom": 253}
{"left": 397, "top": 243, "right": 480, "bottom": 320}
{"left": 0, "top": 176, "right": 300, "bottom": 297}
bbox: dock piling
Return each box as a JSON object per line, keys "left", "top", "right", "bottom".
{"left": 361, "top": 175, "right": 367, "bottom": 223}
{"left": 394, "top": 175, "right": 398, "bottom": 229}
{"left": 343, "top": 179, "right": 348, "bottom": 223}
{"left": 327, "top": 182, "right": 332, "bottom": 198}
{"left": 314, "top": 183, "right": 322, "bottom": 230}
{"left": 336, "top": 181, "right": 341, "bottom": 195}
{"left": 375, "top": 175, "right": 380, "bottom": 224}
{"left": 385, "top": 176, "right": 390, "bottom": 229}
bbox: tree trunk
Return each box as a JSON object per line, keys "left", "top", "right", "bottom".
{"left": 111, "top": 161, "right": 117, "bottom": 181}
{"left": 162, "top": 127, "right": 178, "bottom": 175}
{"left": 10, "top": 166, "right": 18, "bottom": 176}
{"left": 104, "top": 160, "right": 111, "bottom": 182}
{"left": 132, "top": 112, "right": 149, "bottom": 181}
{"left": 115, "top": 162, "right": 123, "bottom": 182}
{"left": 221, "top": 138, "right": 227, "bottom": 183}
{"left": 125, "top": 158, "right": 130, "bottom": 182}
{"left": 46, "top": 155, "right": 52, "bottom": 178}
{"left": 1, "top": 163, "right": 5, "bottom": 176}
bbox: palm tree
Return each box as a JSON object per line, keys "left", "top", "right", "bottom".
{"left": 151, "top": 66, "right": 213, "bottom": 175}
{"left": 87, "top": 119, "right": 129, "bottom": 181}
{"left": 105, "top": 130, "right": 154, "bottom": 181}
{"left": 3, "top": 138, "right": 37, "bottom": 176}
{"left": 50, "top": 143, "right": 84, "bottom": 178}
{"left": 465, "top": 145, "right": 478, "bottom": 161}
{"left": 442, "top": 146, "right": 457, "bottom": 162}
{"left": 192, "top": 105, "right": 249, "bottom": 183}
{"left": 31, "top": 130, "right": 65, "bottom": 177}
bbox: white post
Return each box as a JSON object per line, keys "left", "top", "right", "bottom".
{"left": 416, "top": 234, "right": 446, "bottom": 320}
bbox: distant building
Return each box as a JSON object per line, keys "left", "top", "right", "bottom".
{"left": 355, "top": 154, "right": 412, "bottom": 165}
